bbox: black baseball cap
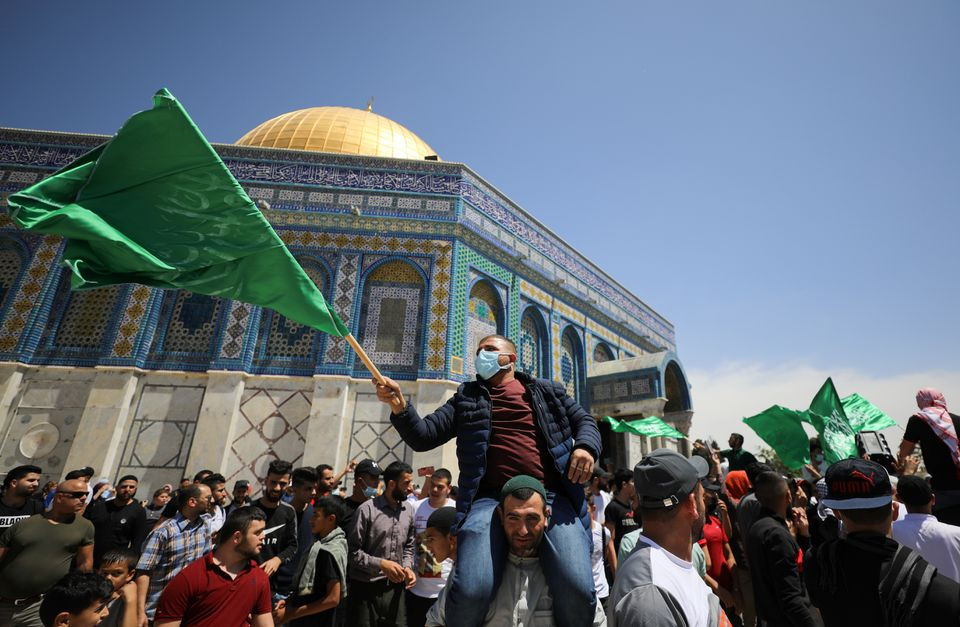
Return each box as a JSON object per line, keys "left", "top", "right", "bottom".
{"left": 233, "top": 480, "right": 249, "bottom": 491}
{"left": 822, "top": 458, "right": 892, "bottom": 510}
{"left": 894, "top": 475, "right": 933, "bottom": 508}
{"left": 355, "top": 459, "right": 382, "bottom": 478}
{"left": 634, "top": 448, "right": 709, "bottom": 509}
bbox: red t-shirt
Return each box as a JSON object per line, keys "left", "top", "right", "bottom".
{"left": 481, "top": 378, "right": 560, "bottom": 490}
{"left": 699, "top": 515, "right": 733, "bottom": 588}
{"left": 155, "top": 552, "right": 272, "bottom": 626}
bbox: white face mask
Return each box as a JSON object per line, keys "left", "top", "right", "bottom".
{"left": 475, "top": 350, "right": 510, "bottom": 380}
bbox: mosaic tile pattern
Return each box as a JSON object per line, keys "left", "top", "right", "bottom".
{"left": 464, "top": 280, "right": 501, "bottom": 379}
{"left": 219, "top": 301, "right": 252, "bottom": 360}
{"left": 324, "top": 254, "right": 359, "bottom": 364}
{"left": 34, "top": 268, "right": 122, "bottom": 362}
{"left": 110, "top": 285, "right": 153, "bottom": 358}
{"left": 252, "top": 262, "right": 328, "bottom": 374}
{"left": 593, "top": 341, "right": 615, "bottom": 364}
{"left": 347, "top": 392, "right": 412, "bottom": 467}
{"left": 224, "top": 387, "right": 311, "bottom": 490}
{"left": 146, "top": 291, "right": 225, "bottom": 368}
{"left": 356, "top": 260, "right": 424, "bottom": 376}
{"left": 0, "top": 235, "right": 60, "bottom": 353}
{"left": 560, "top": 328, "right": 583, "bottom": 399}
{"left": 0, "top": 239, "right": 27, "bottom": 319}
{"left": 518, "top": 307, "right": 547, "bottom": 378}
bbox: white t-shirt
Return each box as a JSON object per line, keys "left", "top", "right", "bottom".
{"left": 410, "top": 497, "right": 456, "bottom": 598}
{"left": 892, "top": 512, "right": 960, "bottom": 584}
{"left": 635, "top": 533, "right": 710, "bottom": 627}
{"left": 593, "top": 490, "right": 612, "bottom": 525}
{"left": 590, "top": 520, "right": 610, "bottom": 598}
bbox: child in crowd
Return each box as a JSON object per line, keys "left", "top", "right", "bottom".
{"left": 38, "top": 571, "right": 113, "bottom": 627}
{"left": 275, "top": 496, "right": 348, "bottom": 626}
{"left": 421, "top": 506, "right": 458, "bottom": 565}
{"left": 97, "top": 548, "right": 139, "bottom": 627}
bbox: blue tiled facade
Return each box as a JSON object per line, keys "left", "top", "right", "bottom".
{"left": 0, "top": 128, "right": 678, "bottom": 401}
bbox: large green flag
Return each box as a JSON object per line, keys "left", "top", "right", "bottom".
{"left": 841, "top": 393, "right": 897, "bottom": 433}
{"left": 6, "top": 88, "right": 349, "bottom": 337}
{"left": 604, "top": 416, "right": 686, "bottom": 440}
{"left": 807, "top": 378, "right": 858, "bottom": 464}
{"left": 742, "top": 405, "right": 811, "bottom": 469}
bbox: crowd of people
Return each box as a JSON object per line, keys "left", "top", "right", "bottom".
{"left": 0, "top": 332, "right": 958, "bottom": 627}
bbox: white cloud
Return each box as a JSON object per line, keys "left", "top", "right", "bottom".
{"left": 685, "top": 362, "right": 960, "bottom": 455}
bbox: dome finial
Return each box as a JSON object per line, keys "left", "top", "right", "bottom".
{"left": 366, "top": 96, "right": 374, "bottom": 112}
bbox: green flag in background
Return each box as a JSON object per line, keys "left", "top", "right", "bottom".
{"left": 743, "top": 405, "right": 812, "bottom": 469}
{"left": 807, "top": 378, "right": 858, "bottom": 464}
{"left": 6, "top": 89, "right": 349, "bottom": 337}
{"left": 841, "top": 393, "right": 897, "bottom": 433}
{"left": 604, "top": 416, "right": 687, "bottom": 440}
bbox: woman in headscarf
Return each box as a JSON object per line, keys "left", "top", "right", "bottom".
{"left": 898, "top": 388, "right": 960, "bottom": 525}
{"left": 724, "top": 470, "right": 751, "bottom": 506}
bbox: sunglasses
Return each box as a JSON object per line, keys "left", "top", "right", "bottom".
{"left": 60, "top": 491, "right": 89, "bottom": 501}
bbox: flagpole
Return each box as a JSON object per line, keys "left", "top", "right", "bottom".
{"left": 344, "top": 333, "right": 387, "bottom": 385}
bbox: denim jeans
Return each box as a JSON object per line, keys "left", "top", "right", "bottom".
{"left": 445, "top": 490, "right": 596, "bottom": 627}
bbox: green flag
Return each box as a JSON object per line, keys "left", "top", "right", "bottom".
{"left": 807, "top": 378, "right": 858, "bottom": 464}
{"left": 841, "top": 393, "right": 897, "bottom": 433}
{"left": 604, "top": 416, "right": 686, "bottom": 439}
{"left": 743, "top": 405, "right": 811, "bottom": 469}
{"left": 6, "top": 88, "right": 349, "bottom": 337}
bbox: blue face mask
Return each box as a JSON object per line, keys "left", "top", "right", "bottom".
{"left": 476, "top": 350, "right": 509, "bottom": 380}
{"left": 360, "top": 478, "right": 378, "bottom": 499}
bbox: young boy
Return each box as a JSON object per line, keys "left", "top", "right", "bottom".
{"left": 275, "top": 496, "right": 348, "bottom": 626}
{"left": 38, "top": 571, "right": 114, "bottom": 627}
{"left": 421, "top": 507, "right": 457, "bottom": 565}
{"left": 98, "top": 548, "right": 139, "bottom": 627}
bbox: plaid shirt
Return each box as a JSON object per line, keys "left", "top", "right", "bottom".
{"left": 137, "top": 513, "right": 211, "bottom": 618}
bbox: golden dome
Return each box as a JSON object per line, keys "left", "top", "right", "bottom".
{"left": 236, "top": 106, "right": 439, "bottom": 160}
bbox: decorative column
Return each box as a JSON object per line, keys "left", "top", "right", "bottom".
{"left": 184, "top": 371, "right": 245, "bottom": 474}
{"left": 302, "top": 375, "right": 354, "bottom": 469}
{"left": 0, "top": 363, "right": 26, "bottom": 440}
{"left": 61, "top": 367, "right": 139, "bottom": 479}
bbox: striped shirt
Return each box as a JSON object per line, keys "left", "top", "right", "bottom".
{"left": 136, "top": 513, "right": 211, "bottom": 619}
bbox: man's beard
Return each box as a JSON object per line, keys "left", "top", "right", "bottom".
{"left": 237, "top": 542, "right": 260, "bottom": 559}
{"left": 692, "top": 499, "right": 707, "bottom": 537}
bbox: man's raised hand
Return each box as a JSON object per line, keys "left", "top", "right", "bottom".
{"left": 374, "top": 377, "right": 406, "bottom": 413}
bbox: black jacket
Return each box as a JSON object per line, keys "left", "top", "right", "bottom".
{"left": 805, "top": 532, "right": 960, "bottom": 627}
{"left": 390, "top": 371, "right": 602, "bottom": 531}
{"left": 745, "top": 508, "right": 821, "bottom": 627}
{"left": 252, "top": 499, "right": 299, "bottom": 593}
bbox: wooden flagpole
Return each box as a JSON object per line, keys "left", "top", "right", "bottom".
{"left": 344, "top": 333, "right": 387, "bottom": 385}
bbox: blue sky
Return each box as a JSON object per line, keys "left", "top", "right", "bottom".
{"left": 4, "top": 2, "right": 958, "bottom": 444}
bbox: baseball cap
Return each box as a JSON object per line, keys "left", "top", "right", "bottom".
{"left": 355, "top": 459, "right": 382, "bottom": 478}
{"left": 233, "top": 480, "right": 249, "bottom": 491}
{"left": 500, "top": 474, "right": 547, "bottom": 504}
{"left": 700, "top": 478, "right": 722, "bottom": 493}
{"left": 634, "top": 448, "right": 709, "bottom": 509}
{"left": 894, "top": 475, "right": 933, "bottom": 508}
{"left": 821, "top": 458, "right": 892, "bottom": 510}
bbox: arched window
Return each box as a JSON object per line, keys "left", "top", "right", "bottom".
{"left": 253, "top": 260, "right": 330, "bottom": 374}
{"left": 356, "top": 260, "right": 425, "bottom": 377}
{"left": 559, "top": 327, "right": 584, "bottom": 400}
{"left": 464, "top": 280, "right": 503, "bottom": 379}
{"left": 36, "top": 268, "right": 121, "bottom": 361}
{"left": 518, "top": 307, "right": 548, "bottom": 377}
{"left": 147, "top": 290, "right": 225, "bottom": 369}
{"left": 593, "top": 341, "right": 615, "bottom": 363}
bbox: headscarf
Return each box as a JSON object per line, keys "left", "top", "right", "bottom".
{"left": 914, "top": 388, "right": 960, "bottom": 468}
{"left": 724, "top": 470, "right": 750, "bottom": 504}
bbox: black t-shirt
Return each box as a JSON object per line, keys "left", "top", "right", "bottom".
{"left": 287, "top": 550, "right": 339, "bottom": 627}
{"left": 84, "top": 499, "right": 149, "bottom": 566}
{"left": 805, "top": 533, "right": 960, "bottom": 626}
{"left": 604, "top": 498, "right": 638, "bottom": 554}
{"left": 0, "top": 497, "right": 42, "bottom": 534}
{"left": 251, "top": 499, "right": 299, "bottom": 593}
{"left": 904, "top": 413, "right": 960, "bottom": 490}
{"left": 335, "top": 497, "right": 365, "bottom": 534}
